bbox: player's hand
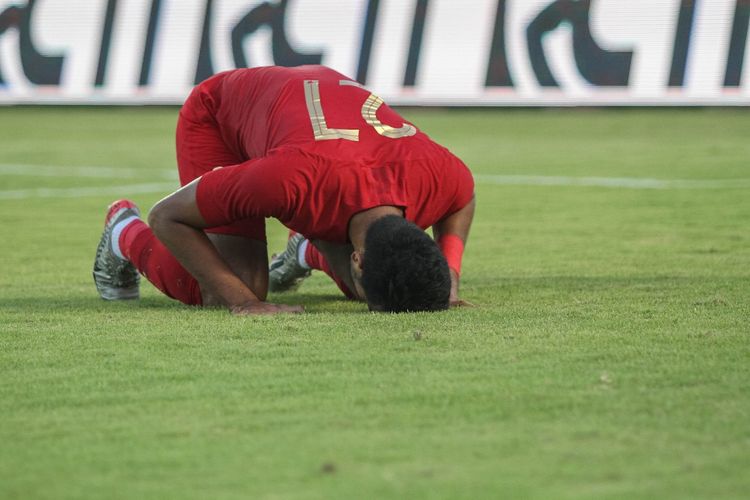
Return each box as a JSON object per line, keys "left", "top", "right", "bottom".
{"left": 446, "top": 271, "right": 473, "bottom": 308}
{"left": 450, "top": 298, "right": 475, "bottom": 308}
{"left": 230, "top": 301, "right": 304, "bottom": 315}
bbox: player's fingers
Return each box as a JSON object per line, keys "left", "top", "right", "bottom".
{"left": 278, "top": 304, "right": 305, "bottom": 314}
{"left": 255, "top": 307, "right": 303, "bottom": 316}
{"left": 261, "top": 303, "right": 305, "bottom": 314}
{"left": 450, "top": 299, "right": 475, "bottom": 308}
{"left": 231, "top": 302, "right": 303, "bottom": 315}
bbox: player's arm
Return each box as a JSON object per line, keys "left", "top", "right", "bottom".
{"left": 432, "top": 195, "right": 476, "bottom": 307}
{"left": 148, "top": 179, "right": 303, "bottom": 315}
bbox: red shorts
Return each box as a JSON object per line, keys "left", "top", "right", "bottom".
{"left": 176, "top": 78, "right": 266, "bottom": 241}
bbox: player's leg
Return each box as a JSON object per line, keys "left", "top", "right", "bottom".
{"left": 95, "top": 206, "right": 268, "bottom": 306}
{"left": 93, "top": 82, "right": 268, "bottom": 305}
{"left": 116, "top": 213, "right": 203, "bottom": 304}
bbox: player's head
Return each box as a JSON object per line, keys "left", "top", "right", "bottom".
{"left": 350, "top": 215, "right": 451, "bottom": 312}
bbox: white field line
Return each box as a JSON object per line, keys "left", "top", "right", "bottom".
{"left": 1, "top": 162, "right": 749, "bottom": 200}
{"left": 0, "top": 163, "right": 176, "bottom": 180}
{"left": 474, "top": 174, "right": 750, "bottom": 190}
{"left": 0, "top": 183, "right": 177, "bottom": 200}
{"left": 0, "top": 162, "right": 177, "bottom": 200}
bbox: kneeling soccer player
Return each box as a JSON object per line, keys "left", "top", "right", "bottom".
{"left": 93, "top": 65, "right": 475, "bottom": 314}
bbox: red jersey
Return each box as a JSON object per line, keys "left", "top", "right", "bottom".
{"left": 193, "top": 65, "right": 474, "bottom": 243}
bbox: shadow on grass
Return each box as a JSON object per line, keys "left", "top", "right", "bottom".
{"left": 0, "top": 291, "right": 365, "bottom": 316}
{"left": 1, "top": 275, "right": 736, "bottom": 319}
{"left": 469, "top": 274, "right": 720, "bottom": 291}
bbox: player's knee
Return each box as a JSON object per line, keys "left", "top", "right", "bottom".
{"left": 147, "top": 201, "right": 168, "bottom": 234}
{"left": 147, "top": 198, "right": 182, "bottom": 238}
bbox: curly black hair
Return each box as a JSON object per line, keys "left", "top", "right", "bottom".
{"left": 361, "top": 215, "right": 450, "bottom": 312}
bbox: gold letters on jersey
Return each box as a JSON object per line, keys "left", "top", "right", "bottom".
{"left": 304, "top": 80, "right": 417, "bottom": 142}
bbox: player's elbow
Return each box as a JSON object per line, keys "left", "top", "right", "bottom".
{"left": 147, "top": 198, "right": 177, "bottom": 238}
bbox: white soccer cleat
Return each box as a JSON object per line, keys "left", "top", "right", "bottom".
{"left": 93, "top": 199, "right": 141, "bottom": 300}
{"left": 268, "top": 233, "right": 311, "bottom": 293}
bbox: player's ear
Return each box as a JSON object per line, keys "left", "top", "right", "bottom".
{"left": 351, "top": 250, "right": 364, "bottom": 271}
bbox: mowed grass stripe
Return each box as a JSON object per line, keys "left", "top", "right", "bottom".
{"left": 474, "top": 174, "right": 750, "bottom": 189}
{"left": 2, "top": 167, "right": 749, "bottom": 201}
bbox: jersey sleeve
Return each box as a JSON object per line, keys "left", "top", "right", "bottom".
{"left": 195, "top": 150, "right": 308, "bottom": 228}
{"left": 447, "top": 158, "right": 475, "bottom": 214}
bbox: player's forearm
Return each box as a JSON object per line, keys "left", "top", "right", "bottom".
{"left": 432, "top": 196, "right": 475, "bottom": 246}
{"left": 150, "top": 216, "right": 261, "bottom": 309}
{"left": 434, "top": 196, "right": 475, "bottom": 305}
{"left": 449, "top": 269, "right": 460, "bottom": 302}
{"left": 148, "top": 182, "right": 262, "bottom": 310}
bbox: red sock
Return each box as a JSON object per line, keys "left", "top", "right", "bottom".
{"left": 304, "top": 243, "right": 356, "bottom": 299}
{"left": 120, "top": 220, "right": 203, "bottom": 306}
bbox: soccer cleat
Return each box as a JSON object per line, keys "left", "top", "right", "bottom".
{"left": 93, "top": 199, "right": 141, "bottom": 300}
{"left": 268, "top": 233, "right": 311, "bottom": 292}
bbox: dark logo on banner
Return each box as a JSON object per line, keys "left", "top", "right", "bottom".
{"left": 481, "top": 0, "right": 749, "bottom": 89}
{"left": 0, "top": 0, "right": 64, "bottom": 85}
{"left": 98, "top": 0, "right": 323, "bottom": 86}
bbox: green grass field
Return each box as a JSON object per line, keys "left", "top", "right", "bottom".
{"left": 1, "top": 107, "right": 748, "bottom": 499}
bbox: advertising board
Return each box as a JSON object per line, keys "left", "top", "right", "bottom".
{"left": 0, "top": 0, "right": 748, "bottom": 105}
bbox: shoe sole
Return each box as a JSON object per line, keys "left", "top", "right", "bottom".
{"left": 93, "top": 202, "right": 141, "bottom": 300}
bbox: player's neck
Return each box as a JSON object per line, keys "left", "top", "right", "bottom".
{"left": 348, "top": 205, "right": 403, "bottom": 250}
